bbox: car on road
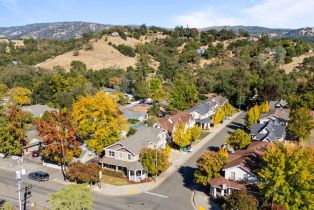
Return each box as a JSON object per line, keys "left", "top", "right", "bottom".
{"left": 28, "top": 171, "right": 49, "bottom": 182}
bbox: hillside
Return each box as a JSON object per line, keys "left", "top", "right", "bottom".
{"left": 281, "top": 52, "right": 314, "bottom": 73}
{"left": 36, "top": 36, "right": 137, "bottom": 70}
{"left": 0, "top": 22, "right": 109, "bottom": 40}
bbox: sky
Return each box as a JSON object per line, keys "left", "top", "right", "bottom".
{"left": 0, "top": 0, "right": 313, "bottom": 28}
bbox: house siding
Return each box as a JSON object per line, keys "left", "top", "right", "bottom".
{"left": 224, "top": 166, "right": 257, "bottom": 183}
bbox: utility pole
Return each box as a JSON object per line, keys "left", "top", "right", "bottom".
{"left": 16, "top": 158, "right": 26, "bottom": 210}
{"left": 155, "top": 146, "right": 158, "bottom": 182}
{"left": 60, "top": 138, "right": 67, "bottom": 181}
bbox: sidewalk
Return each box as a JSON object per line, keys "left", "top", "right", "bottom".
{"left": 192, "top": 191, "right": 221, "bottom": 210}
{"left": 91, "top": 111, "right": 242, "bottom": 196}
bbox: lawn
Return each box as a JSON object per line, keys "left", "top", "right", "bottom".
{"left": 192, "top": 131, "right": 210, "bottom": 145}
{"left": 101, "top": 174, "right": 129, "bottom": 186}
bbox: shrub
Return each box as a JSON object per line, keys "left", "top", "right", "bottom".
{"left": 114, "top": 44, "right": 136, "bottom": 57}
{"left": 102, "top": 168, "right": 126, "bottom": 178}
{"left": 127, "top": 127, "right": 137, "bottom": 136}
{"left": 66, "top": 161, "right": 101, "bottom": 184}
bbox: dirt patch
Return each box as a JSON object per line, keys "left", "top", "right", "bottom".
{"left": 281, "top": 52, "right": 314, "bottom": 73}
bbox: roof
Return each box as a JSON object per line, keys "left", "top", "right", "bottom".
{"left": 212, "top": 95, "right": 228, "bottom": 106}
{"left": 21, "top": 104, "right": 58, "bottom": 117}
{"left": 209, "top": 176, "right": 246, "bottom": 190}
{"left": 260, "top": 108, "right": 290, "bottom": 122}
{"left": 120, "top": 104, "right": 150, "bottom": 120}
{"left": 251, "top": 119, "right": 286, "bottom": 142}
{"left": 109, "top": 126, "right": 163, "bottom": 155}
{"left": 104, "top": 87, "right": 114, "bottom": 93}
{"left": 159, "top": 112, "right": 192, "bottom": 133}
{"left": 188, "top": 101, "right": 215, "bottom": 116}
{"left": 129, "top": 104, "right": 150, "bottom": 113}
{"left": 99, "top": 156, "right": 144, "bottom": 170}
{"left": 223, "top": 141, "right": 269, "bottom": 173}
{"left": 269, "top": 99, "right": 288, "bottom": 110}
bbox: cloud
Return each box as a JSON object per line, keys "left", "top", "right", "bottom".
{"left": 174, "top": 8, "right": 241, "bottom": 28}
{"left": 244, "top": 0, "right": 314, "bottom": 28}
{"left": 173, "top": 0, "right": 314, "bottom": 28}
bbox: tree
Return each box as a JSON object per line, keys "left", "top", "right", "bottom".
{"left": 170, "top": 73, "right": 199, "bottom": 110}
{"left": 49, "top": 184, "right": 93, "bottom": 210}
{"left": 35, "top": 111, "right": 81, "bottom": 165}
{"left": 194, "top": 150, "right": 228, "bottom": 186}
{"left": 71, "top": 92, "right": 127, "bottom": 154}
{"left": 148, "top": 77, "right": 166, "bottom": 103}
{"left": 287, "top": 107, "right": 314, "bottom": 140}
{"left": 226, "top": 129, "right": 251, "bottom": 150}
{"left": 70, "top": 60, "right": 87, "bottom": 74}
{"left": 259, "top": 143, "right": 314, "bottom": 210}
{"left": 0, "top": 83, "right": 8, "bottom": 99}
{"left": 222, "top": 102, "right": 235, "bottom": 117}
{"left": 0, "top": 201, "right": 14, "bottom": 210}
{"left": 8, "top": 87, "right": 32, "bottom": 105}
{"left": 222, "top": 191, "right": 258, "bottom": 210}
{"left": 139, "top": 148, "right": 170, "bottom": 177}
{"left": 190, "top": 125, "right": 201, "bottom": 142}
{"left": 260, "top": 101, "right": 269, "bottom": 113}
{"left": 246, "top": 104, "right": 260, "bottom": 129}
{"left": 66, "top": 161, "right": 101, "bottom": 184}
{"left": 172, "top": 123, "right": 192, "bottom": 149}
{"left": 274, "top": 46, "right": 286, "bottom": 67}
{"left": 212, "top": 108, "right": 225, "bottom": 126}
{"left": 0, "top": 106, "right": 32, "bottom": 156}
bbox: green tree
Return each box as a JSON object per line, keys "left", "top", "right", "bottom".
{"left": 287, "top": 107, "right": 314, "bottom": 141}
{"left": 226, "top": 129, "right": 251, "bottom": 150}
{"left": 139, "top": 148, "right": 170, "bottom": 177}
{"left": 194, "top": 150, "right": 228, "bottom": 186}
{"left": 259, "top": 143, "right": 314, "bottom": 210}
{"left": 49, "top": 184, "right": 93, "bottom": 210}
{"left": 222, "top": 191, "right": 258, "bottom": 210}
{"left": 148, "top": 77, "right": 166, "bottom": 103}
{"left": 70, "top": 60, "right": 87, "bottom": 74}
{"left": 0, "top": 83, "right": 8, "bottom": 99}
{"left": 170, "top": 74, "right": 199, "bottom": 110}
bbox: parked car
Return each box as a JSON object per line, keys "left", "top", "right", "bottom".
{"left": 32, "top": 150, "right": 40, "bottom": 157}
{"left": 28, "top": 171, "right": 49, "bottom": 182}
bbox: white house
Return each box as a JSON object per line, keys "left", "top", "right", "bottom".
{"left": 209, "top": 141, "right": 268, "bottom": 198}
{"left": 99, "top": 126, "right": 167, "bottom": 182}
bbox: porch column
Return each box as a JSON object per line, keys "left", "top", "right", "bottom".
{"left": 115, "top": 165, "right": 118, "bottom": 171}
{"left": 228, "top": 188, "right": 231, "bottom": 195}
{"left": 213, "top": 187, "right": 217, "bottom": 198}
{"left": 221, "top": 188, "right": 224, "bottom": 196}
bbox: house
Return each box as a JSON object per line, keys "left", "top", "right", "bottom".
{"left": 21, "top": 104, "right": 58, "bottom": 118}
{"left": 111, "top": 32, "right": 119, "bottom": 37}
{"left": 259, "top": 108, "right": 290, "bottom": 125}
{"left": 158, "top": 112, "right": 195, "bottom": 139}
{"left": 188, "top": 101, "right": 218, "bottom": 129}
{"left": 209, "top": 141, "right": 268, "bottom": 198}
{"left": 251, "top": 119, "right": 286, "bottom": 142}
{"left": 104, "top": 87, "right": 115, "bottom": 94}
{"left": 208, "top": 95, "right": 228, "bottom": 107}
{"left": 197, "top": 47, "right": 206, "bottom": 55}
{"left": 120, "top": 104, "right": 150, "bottom": 122}
{"left": 99, "top": 126, "right": 167, "bottom": 182}
{"left": 23, "top": 127, "right": 42, "bottom": 154}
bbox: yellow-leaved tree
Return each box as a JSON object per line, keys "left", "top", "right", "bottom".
{"left": 8, "top": 87, "right": 32, "bottom": 105}
{"left": 71, "top": 92, "right": 127, "bottom": 154}
{"left": 173, "top": 123, "right": 192, "bottom": 149}
{"left": 259, "top": 101, "right": 269, "bottom": 113}
{"left": 212, "top": 108, "right": 225, "bottom": 126}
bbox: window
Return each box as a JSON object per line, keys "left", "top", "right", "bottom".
{"left": 244, "top": 174, "right": 248, "bottom": 180}
{"left": 109, "top": 151, "right": 115, "bottom": 157}
{"left": 231, "top": 172, "right": 235, "bottom": 180}
{"left": 128, "top": 154, "right": 132, "bottom": 160}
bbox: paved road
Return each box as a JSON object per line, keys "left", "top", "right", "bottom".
{"left": 0, "top": 112, "right": 245, "bottom": 210}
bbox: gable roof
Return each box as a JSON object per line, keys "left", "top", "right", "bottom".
{"left": 159, "top": 112, "right": 192, "bottom": 133}
{"left": 251, "top": 119, "right": 286, "bottom": 142}
{"left": 109, "top": 126, "right": 163, "bottom": 155}
{"left": 188, "top": 101, "right": 215, "bottom": 116}
{"left": 21, "top": 104, "right": 58, "bottom": 117}
{"left": 223, "top": 141, "right": 269, "bottom": 173}
{"left": 260, "top": 108, "right": 290, "bottom": 122}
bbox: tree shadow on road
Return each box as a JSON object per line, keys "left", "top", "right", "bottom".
{"left": 226, "top": 122, "right": 245, "bottom": 134}
{"left": 177, "top": 166, "right": 208, "bottom": 193}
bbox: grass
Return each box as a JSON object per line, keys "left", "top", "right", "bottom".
{"left": 192, "top": 131, "right": 210, "bottom": 145}
{"left": 101, "top": 174, "right": 129, "bottom": 186}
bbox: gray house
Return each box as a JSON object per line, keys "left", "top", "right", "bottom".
{"left": 251, "top": 119, "right": 286, "bottom": 142}
{"left": 259, "top": 108, "right": 290, "bottom": 125}
{"left": 99, "top": 126, "right": 167, "bottom": 182}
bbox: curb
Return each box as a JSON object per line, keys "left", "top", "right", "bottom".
{"left": 191, "top": 191, "right": 197, "bottom": 210}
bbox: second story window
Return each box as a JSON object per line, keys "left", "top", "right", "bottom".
{"left": 109, "top": 151, "right": 115, "bottom": 157}
{"left": 128, "top": 154, "right": 131, "bottom": 160}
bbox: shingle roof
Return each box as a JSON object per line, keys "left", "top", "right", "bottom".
{"left": 209, "top": 176, "right": 246, "bottom": 190}
{"left": 116, "top": 126, "right": 163, "bottom": 155}
{"left": 260, "top": 108, "right": 290, "bottom": 121}
{"left": 159, "top": 112, "right": 192, "bottom": 134}
{"left": 251, "top": 119, "right": 286, "bottom": 142}
{"left": 21, "top": 104, "right": 58, "bottom": 117}
{"left": 188, "top": 101, "right": 215, "bottom": 116}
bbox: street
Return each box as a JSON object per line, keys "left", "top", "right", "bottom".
{"left": 0, "top": 112, "right": 245, "bottom": 210}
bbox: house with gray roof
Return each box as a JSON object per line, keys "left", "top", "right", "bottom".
{"left": 99, "top": 126, "right": 167, "bottom": 182}
{"left": 21, "top": 104, "right": 58, "bottom": 117}
{"left": 23, "top": 127, "right": 42, "bottom": 155}
{"left": 251, "top": 119, "right": 286, "bottom": 142}
{"left": 259, "top": 108, "right": 290, "bottom": 125}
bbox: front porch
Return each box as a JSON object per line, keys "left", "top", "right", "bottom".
{"left": 196, "top": 116, "right": 212, "bottom": 130}
{"left": 128, "top": 169, "right": 147, "bottom": 182}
